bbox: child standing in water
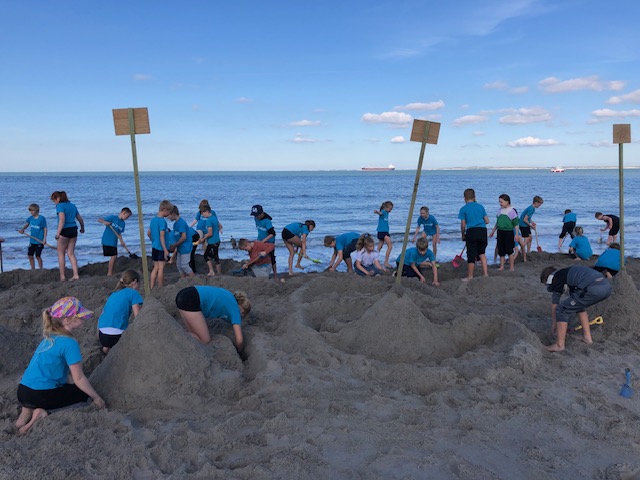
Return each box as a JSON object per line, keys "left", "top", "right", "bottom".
{"left": 558, "top": 209, "right": 577, "bottom": 248}
{"left": 489, "top": 194, "right": 520, "bottom": 271}
{"left": 518, "top": 195, "right": 543, "bottom": 262}
{"left": 594, "top": 212, "right": 620, "bottom": 245}
{"left": 18, "top": 203, "right": 47, "bottom": 270}
{"left": 281, "top": 220, "right": 316, "bottom": 275}
{"left": 374, "top": 201, "right": 394, "bottom": 268}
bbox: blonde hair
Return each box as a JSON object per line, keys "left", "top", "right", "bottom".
{"left": 574, "top": 226, "right": 584, "bottom": 236}
{"left": 114, "top": 269, "right": 140, "bottom": 292}
{"left": 234, "top": 291, "right": 251, "bottom": 315}
{"left": 416, "top": 237, "right": 429, "bottom": 251}
{"left": 42, "top": 309, "right": 73, "bottom": 339}
{"left": 159, "top": 200, "right": 173, "bottom": 212}
{"left": 356, "top": 233, "right": 375, "bottom": 251}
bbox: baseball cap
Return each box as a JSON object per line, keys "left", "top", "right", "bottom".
{"left": 48, "top": 297, "right": 93, "bottom": 319}
{"left": 250, "top": 205, "right": 264, "bottom": 216}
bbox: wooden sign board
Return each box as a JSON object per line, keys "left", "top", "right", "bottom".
{"left": 410, "top": 119, "right": 440, "bottom": 144}
{"left": 613, "top": 124, "right": 631, "bottom": 144}
{"left": 112, "top": 108, "right": 151, "bottom": 136}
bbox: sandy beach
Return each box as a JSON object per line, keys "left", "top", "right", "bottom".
{"left": 1, "top": 253, "right": 640, "bottom": 479}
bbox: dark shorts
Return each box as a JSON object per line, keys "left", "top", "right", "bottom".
{"left": 60, "top": 226, "right": 78, "bottom": 238}
{"left": 343, "top": 238, "right": 358, "bottom": 259}
{"left": 377, "top": 232, "right": 389, "bottom": 241}
{"left": 465, "top": 227, "right": 488, "bottom": 262}
{"left": 151, "top": 248, "right": 166, "bottom": 262}
{"left": 204, "top": 243, "right": 220, "bottom": 264}
{"left": 17, "top": 383, "right": 89, "bottom": 411}
{"left": 519, "top": 226, "right": 531, "bottom": 238}
{"left": 102, "top": 245, "right": 118, "bottom": 257}
{"left": 400, "top": 264, "right": 422, "bottom": 278}
{"left": 496, "top": 229, "right": 515, "bottom": 257}
{"left": 555, "top": 279, "right": 612, "bottom": 323}
{"left": 282, "top": 228, "right": 296, "bottom": 242}
{"left": 609, "top": 215, "right": 620, "bottom": 236}
{"left": 594, "top": 266, "right": 619, "bottom": 277}
{"left": 28, "top": 243, "right": 45, "bottom": 257}
{"left": 269, "top": 249, "right": 277, "bottom": 265}
{"left": 176, "top": 286, "right": 201, "bottom": 312}
{"left": 559, "top": 221, "right": 576, "bottom": 239}
{"left": 99, "top": 331, "right": 122, "bottom": 348}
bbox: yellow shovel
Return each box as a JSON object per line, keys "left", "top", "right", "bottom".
{"left": 573, "top": 315, "right": 603, "bottom": 331}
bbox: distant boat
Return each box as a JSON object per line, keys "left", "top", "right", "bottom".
{"left": 550, "top": 166, "right": 565, "bottom": 173}
{"left": 362, "top": 163, "right": 396, "bottom": 171}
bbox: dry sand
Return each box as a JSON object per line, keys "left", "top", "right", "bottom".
{"left": 1, "top": 253, "right": 640, "bottom": 479}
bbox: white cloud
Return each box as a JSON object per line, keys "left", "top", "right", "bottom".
{"left": 133, "top": 73, "right": 152, "bottom": 81}
{"left": 452, "top": 115, "right": 489, "bottom": 126}
{"left": 291, "top": 134, "right": 317, "bottom": 143}
{"left": 390, "top": 136, "right": 406, "bottom": 143}
{"left": 473, "top": 131, "right": 485, "bottom": 136}
{"left": 507, "top": 136, "right": 560, "bottom": 147}
{"left": 289, "top": 120, "right": 321, "bottom": 127}
{"left": 538, "top": 76, "right": 625, "bottom": 93}
{"left": 588, "top": 108, "right": 640, "bottom": 123}
{"left": 236, "top": 97, "right": 254, "bottom": 103}
{"left": 393, "top": 100, "right": 445, "bottom": 111}
{"left": 499, "top": 107, "right": 552, "bottom": 124}
{"left": 362, "top": 111, "right": 412, "bottom": 126}
{"left": 511, "top": 86, "right": 529, "bottom": 94}
{"left": 606, "top": 89, "right": 640, "bottom": 105}
{"left": 589, "top": 140, "right": 613, "bottom": 147}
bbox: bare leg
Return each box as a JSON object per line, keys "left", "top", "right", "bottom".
{"left": 383, "top": 237, "right": 393, "bottom": 268}
{"left": 462, "top": 261, "right": 475, "bottom": 281}
{"left": 57, "top": 236, "right": 70, "bottom": 280}
{"left": 509, "top": 252, "right": 516, "bottom": 271}
{"left": 479, "top": 254, "right": 488, "bottom": 277}
{"left": 498, "top": 256, "right": 505, "bottom": 270}
{"left": 547, "top": 322, "right": 568, "bottom": 352}
{"left": 577, "top": 311, "right": 593, "bottom": 345}
{"left": 28, "top": 256, "right": 35, "bottom": 270}
{"left": 37, "top": 255, "right": 43, "bottom": 269}
{"left": 179, "top": 310, "right": 211, "bottom": 344}
{"left": 272, "top": 262, "right": 279, "bottom": 280}
{"left": 67, "top": 236, "right": 79, "bottom": 280}
{"left": 150, "top": 263, "right": 159, "bottom": 289}
{"left": 18, "top": 408, "right": 48, "bottom": 434}
{"left": 107, "top": 256, "right": 117, "bottom": 276}
{"left": 156, "top": 262, "right": 165, "bottom": 287}
{"left": 285, "top": 242, "right": 295, "bottom": 275}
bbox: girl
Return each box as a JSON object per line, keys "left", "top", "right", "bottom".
{"left": 175, "top": 286, "right": 251, "bottom": 360}
{"left": 395, "top": 237, "right": 439, "bottom": 286}
{"left": 281, "top": 220, "right": 316, "bottom": 275}
{"left": 353, "top": 234, "right": 386, "bottom": 276}
{"left": 489, "top": 194, "right": 520, "bottom": 271}
{"left": 374, "top": 201, "right": 394, "bottom": 268}
{"left": 568, "top": 226, "right": 593, "bottom": 260}
{"left": 97, "top": 270, "right": 144, "bottom": 354}
{"left": 51, "top": 191, "right": 84, "bottom": 282}
{"left": 15, "top": 297, "right": 105, "bottom": 434}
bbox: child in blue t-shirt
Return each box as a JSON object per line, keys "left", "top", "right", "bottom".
{"left": 568, "top": 226, "right": 593, "bottom": 260}
{"left": 324, "top": 231, "right": 361, "bottom": 272}
{"left": 558, "top": 209, "right": 577, "bottom": 248}
{"left": 147, "top": 200, "right": 173, "bottom": 288}
{"left": 251, "top": 204, "right": 278, "bottom": 280}
{"left": 374, "top": 200, "right": 394, "bottom": 268}
{"left": 198, "top": 206, "right": 222, "bottom": 277}
{"left": 517, "top": 195, "right": 543, "bottom": 261}
{"left": 412, "top": 206, "right": 440, "bottom": 259}
{"left": 98, "top": 207, "right": 132, "bottom": 277}
{"left": 395, "top": 237, "right": 439, "bottom": 286}
{"left": 168, "top": 206, "right": 196, "bottom": 279}
{"left": 594, "top": 242, "right": 623, "bottom": 278}
{"left": 281, "top": 220, "right": 316, "bottom": 275}
{"left": 15, "top": 297, "right": 105, "bottom": 434}
{"left": 18, "top": 203, "right": 48, "bottom": 270}
{"left": 458, "top": 188, "right": 490, "bottom": 281}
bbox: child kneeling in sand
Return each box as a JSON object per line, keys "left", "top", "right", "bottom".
{"left": 15, "top": 297, "right": 106, "bottom": 434}
{"left": 395, "top": 237, "right": 439, "bottom": 286}
{"left": 568, "top": 226, "right": 592, "bottom": 260}
{"left": 353, "top": 233, "right": 386, "bottom": 276}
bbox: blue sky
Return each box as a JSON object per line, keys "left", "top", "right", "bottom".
{"left": 1, "top": 0, "right": 639, "bottom": 171}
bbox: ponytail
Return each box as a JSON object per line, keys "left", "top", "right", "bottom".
{"left": 42, "top": 309, "right": 72, "bottom": 339}
{"left": 114, "top": 269, "right": 141, "bottom": 292}
{"left": 234, "top": 291, "right": 251, "bottom": 315}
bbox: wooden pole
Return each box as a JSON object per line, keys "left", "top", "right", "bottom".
{"left": 128, "top": 108, "right": 151, "bottom": 296}
{"left": 619, "top": 142, "right": 625, "bottom": 270}
{"left": 396, "top": 122, "right": 431, "bottom": 284}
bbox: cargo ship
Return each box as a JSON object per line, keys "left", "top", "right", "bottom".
{"left": 362, "top": 164, "right": 395, "bottom": 171}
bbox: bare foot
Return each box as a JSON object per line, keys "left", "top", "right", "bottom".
{"left": 60, "top": 277, "right": 67, "bottom": 282}
{"left": 294, "top": 265, "right": 304, "bottom": 270}
{"left": 70, "top": 275, "right": 80, "bottom": 281}
{"left": 15, "top": 408, "right": 33, "bottom": 429}
{"left": 207, "top": 272, "right": 216, "bottom": 277}
{"left": 461, "top": 277, "right": 472, "bottom": 282}
{"left": 581, "top": 337, "right": 593, "bottom": 345}
{"left": 546, "top": 344, "right": 565, "bottom": 352}
{"left": 497, "top": 267, "right": 504, "bottom": 271}
{"left": 18, "top": 408, "right": 48, "bottom": 434}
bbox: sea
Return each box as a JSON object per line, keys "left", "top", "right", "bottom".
{"left": 0, "top": 169, "right": 637, "bottom": 273}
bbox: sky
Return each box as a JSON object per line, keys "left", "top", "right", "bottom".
{"left": 1, "top": 0, "right": 639, "bottom": 172}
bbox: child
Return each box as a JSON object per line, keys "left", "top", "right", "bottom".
{"left": 199, "top": 205, "right": 222, "bottom": 277}
{"left": 458, "top": 188, "right": 489, "bottom": 281}
{"left": 97, "top": 207, "right": 132, "bottom": 277}
{"left": 97, "top": 270, "right": 143, "bottom": 354}
{"left": 168, "top": 206, "right": 196, "bottom": 279}
{"left": 541, "top": 265, "right": 611, "bottom": 352}
{"left": 558, "top": 209, "right": 577, "bottom": 248}
{"left": 324, "top": 232, "right": 360, "bottom": 272}
{"left": 595, "top": 212, "right": 620, "bottom": 245}
{"left": 237, "top": 238, "right": 276, "bottom": 278}
{"left": 18, "top": 203, "right": 47, "bottom": 270}
{"left": 374, "top": 201, "right": 394, "bottom": 268}
{"left": 147, "top": 199, "right": 173, "bottom": 289}
{"left": 395, "top": 237, "right": 439, "bottom": 286}
{"left": 251, "top": 204, "right": 278, "bottom": 280}
{"left": 412, "top": 206, "right": 440, "bottom": 259}
{"left": 281, "top": 220, "right": 316, "bottom": 275}
{"left": 353, "top": 234, "right": 386, "bottom": 276}
{"left": 51, "top": 191, "right": 85, "bottom": 282}
{"left": 594, "top": 243, "right": 623, "bottom": 278}
{"left": 489, "top": 194, "right": 519, "bottom": 271}
{"left": 15, "top": 297, "right": 105, "bottom": 434}
{"left": 518, "top": 195, "right": 543, "bottom": 262}
{"left": 568, "top": 226, "right": 592, "bottom": 260}
{"left": 189, "top": 199, "right": 210, "bottom": 273}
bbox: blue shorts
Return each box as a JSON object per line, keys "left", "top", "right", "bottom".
{"left": 377, "top": 232, "right": 389, "bottom": 241}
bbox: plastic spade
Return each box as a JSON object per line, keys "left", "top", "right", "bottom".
{"left": 452, "top": 246, "right": 466, "bottom": 268}
{"left": 534, "top": 228, "right": 543, "bottom": 253}
{"left": 620, "top": 368, "right": 633, "bottom": 398}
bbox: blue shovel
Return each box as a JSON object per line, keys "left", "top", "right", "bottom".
{"left": 620, "top": 368, "right": 633, "bottom": 398}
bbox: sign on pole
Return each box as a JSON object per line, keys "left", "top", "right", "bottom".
{"left": 396, "top": 119, "right": 441, "bottom": 285}
{"left": 613, "top": 124, "right": 631, "bottom": 270}
{"left": 112, "top": 107, "right": 151, "bottom": 296}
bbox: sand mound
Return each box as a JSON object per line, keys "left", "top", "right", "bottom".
{"left": 598, "top": 271, "right": 640, "bottom": 342}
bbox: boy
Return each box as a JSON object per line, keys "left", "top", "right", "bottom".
{"left": 168, "top": 206, "right": 195, "bottom": 279}
{"left": 541, "top": 265, "right": 611, "bottom": 352}
{"left": 147, "top": 200, "right": 173, "bottom": 288}
{"left": 458, "top": 188, "right": 489, "bottom": 281}
{"left": 324, "top": 232, "right": 360, "bottom": 272}
{"left": 595, "top": 212, "right": 620, "bottom": 245}
{"left": 395, "top": 237, "right": 439, "bottom": 286}
{"left": 251, "top": 204, "right": 278, "bottom": 280}
{"left": 518, "top": 195, "right": 543, "bottom": 261}
{"left": 558, "top": 209, "right": 576, "bottom": 248}
{"left": 18, "top": 203, "right": 47, "bottom": 269}
{"left": 238, "top": 238, "right": 276, "bottom": 278}
{"left": 199, "top": 205, "right": 221, "bottom": 277}
{"left": 412, "top": 206, "right": 440, "bottom": 259}
{"left": 98, "top": 207, "right": 132, "bottom": 276}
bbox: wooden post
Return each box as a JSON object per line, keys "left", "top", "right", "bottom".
{"left": 613, "top": 124, "right": 631, "bottom": 271}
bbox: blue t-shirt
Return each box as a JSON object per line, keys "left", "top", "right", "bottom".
{"left": 149, "top": 216, "right": 169, "bottom": 250}
{"left": 595, "top": 248, "right": 623, "bottom": 271}
{"left": 397, "top": 247, "right": 434, "bottom": 266}
{"left": 25, "top": 215, "right": 47, "bottom": 243}
{"left": 519, "top": 205, "right": 536, "bottom": 227}
{"left": 284, "top": 222, "right": 309, "bottom": 238}
{"left": 172, "top": 217, "right": 193, "bottom": 254}
{"left": 205, "top": 215, "right": 220, "bottom": 244}
{"left": 377, "top": 209, "right": 389, "bottom": 233}
{"left": 563, "top": 212, "right": 577, "bottom": 223}
{"left": 194, "top": 212, "right": 207, "bottom": 232}
{"left": 336, "top": 232, "right": 360, "bottom": 251}
{"left": 195, "top": 286, "right": 241, "bottom": 325}
{"left": 56, "top": 202, "right": 79, "bottom": 229}
{"left": 458, "top": 202, "right": 487, "bottom": 229}
{"left": 569, "top": 236, "right": 593, "bottom": 260}
{"left": 101, "top": 215, "right": 125, "bottom": 247}
{"left": 20, "top": 335, "right": 82, "bottom": 390}
{"left": 255, "top": 217, "right": 275, "bottom": 243}
{"left": 417, "top": 215, "right": 439, "bottom": 235}
{"left": 98, "top": 288, "right": 144, "bottom": 331}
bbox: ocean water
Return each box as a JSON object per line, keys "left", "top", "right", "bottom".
{"left": 0, "top": 169, "right": 638, "bottom": 273}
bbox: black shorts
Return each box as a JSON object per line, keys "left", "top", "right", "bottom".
{"left": 282, "top": 228, "right": 296, "bottom": 241}
{"left": 60, "top": 226, "right": 78, "bottom": 238}
{"left": 151, "top": 248, "right": 166, "bottom": 261}
{"left": 17, "top": 383, "right": 89, "bottom": 411}
{"left": 519, "top": 226, "right": 531, "bottom": 238}
{"left": 28, "top": 243, "right": 45, "bottom": 257}
{"left": 496, "top": 229, "right": 515, "bottom": 257}
{"left": 204, "top": 243, "right": 220, "bottom": 264}
{"left": 102, "top": 245, "right": 118, "bottom": 257}
{"left": 176, "top": 286, "right": 201, "bottom": 312}
{"left": 99, "top": 331, "right": 122, "bottom": 348}
{"left": 609, "top": 215, "right": 620, "bottom": 236}
{"left": 594, "top": 266, "right": 619, "bottom": 276}
{"left": 400, "top": 264, "right": 422, "bottom": 278}
{"left": 343, "top": 238, "right": 358, "bottom": 259}
{"left": 559, "top": 222, "right": 576, "bottom": 239}
{"left": 465, "top": 227, "right": 488, "bottom": 262}
{"left": 377, "top": 232, "right": 389, "bottom": 241}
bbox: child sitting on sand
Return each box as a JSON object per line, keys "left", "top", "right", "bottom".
{"left": 395, "top": 237, "right": 439, "bottom": 286}
{"left": 15, "top": 297, "right": 105, "bottom": 434}
{"left": 353, "top": 233, "right": 386, "bottom": 276}
{"left": 568, "top": 226, "right": 592, "bottom": 260}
